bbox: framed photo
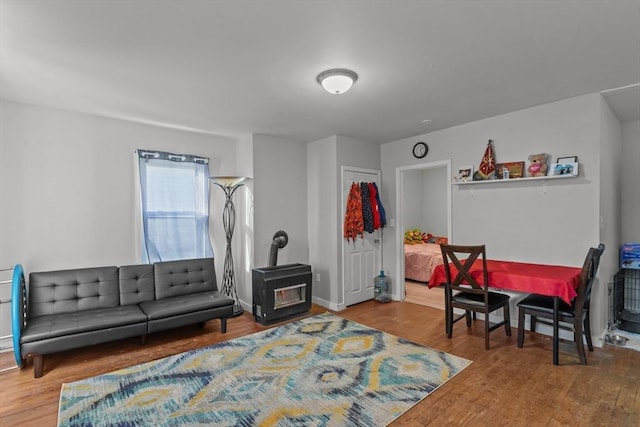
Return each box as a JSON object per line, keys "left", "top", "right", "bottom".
{"left": 556, "top": 156, "right": 578, "bottom": 163}
{"left": 550, "top": 162, "right": 579, "bottom": 176}
{"left": 457, "top": 166, "right": 473, "bottom": 182}
{"left": 495, "top": 161, "right": 525, "bottom": 179}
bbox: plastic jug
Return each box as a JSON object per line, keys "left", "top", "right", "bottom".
{"left": 374, "top": 270, "right": 391, "bottom": 302}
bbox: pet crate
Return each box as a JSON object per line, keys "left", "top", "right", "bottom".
{"left": 612, "top": 269, "right": 640, "bottom": 333}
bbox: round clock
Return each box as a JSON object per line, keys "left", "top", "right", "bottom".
{"left": 412, "top": 142, "right": 428, "bottom": 159}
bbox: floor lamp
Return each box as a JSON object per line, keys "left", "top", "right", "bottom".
{"left": 210, "top": 176, "right": 249, "bottom": 317}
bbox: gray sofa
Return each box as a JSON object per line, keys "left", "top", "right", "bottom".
{"left": 17, "top": 257, "right": 234, "bottom": 378}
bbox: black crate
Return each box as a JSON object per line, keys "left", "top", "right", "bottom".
{"left": 613, "top": 269, "right": 640, "bottom": 333}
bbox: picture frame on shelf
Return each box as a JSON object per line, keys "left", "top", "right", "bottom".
{"left": 556, "top": 156, "right": 578, "bottom": 163}
{"left": 457, "top": 166, "right": 473, "bottom": 182}
{"left": 495, "top": 161, "right": 525, "bottom": 179}
{"left": 550, "top": 162, "right": 579, "bottom": 177}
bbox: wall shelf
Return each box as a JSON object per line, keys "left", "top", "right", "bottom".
{"left": 452, "top": 174, "right": 577, "bottom": 185}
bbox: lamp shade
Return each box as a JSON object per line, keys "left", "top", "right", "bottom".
{"left": 209, "top": 176, "right": 250, "bottom": 187}
{"left": 317, "top": 69, "right": 358, "bottom": 94}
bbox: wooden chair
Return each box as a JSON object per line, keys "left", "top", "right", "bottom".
{"left": 440, "top": 244, "right": 511, "bottom": 350}
{"left": 517, "top": 244, "right": 605, "bottom": 365}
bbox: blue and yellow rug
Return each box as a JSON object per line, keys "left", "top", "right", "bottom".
{"left": 58, "top": 312, "right": 471, "bottom": 426}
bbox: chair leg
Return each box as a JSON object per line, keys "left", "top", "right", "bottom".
{"left": 584, "top": 312, "right": 594, "bottom": 351}
{"left": 485, "top": 310, "right": 490, "bottom": 350}
{"left": 552, "top": 297, "right": 560, "bottom": 366}
{"left": 530, "top": 315, "right": 537, "bottom": 332}
{"left": 465, "top": 311, "right": 472, "bottom": 328}
{"left": 517, "top": 307, "right": 525, "bottom": 348}
{"left": 445, "top": 305, "right": 453, "bottom": 338}
{"left": 575, "top": 318, "right": 587, "bottom": 365}
{"left": 504, "top": 304, "right": 512, "bottom": 337}
{"left": 445, "top": 293, "right": 452, "bottom": 338}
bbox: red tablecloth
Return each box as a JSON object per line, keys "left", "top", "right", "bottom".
{"left": 428, "top": 260, "right": 582, "bottom": 304}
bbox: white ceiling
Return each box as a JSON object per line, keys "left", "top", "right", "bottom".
{"left": 1, "top": 0, "right": 639, "bottom": 144}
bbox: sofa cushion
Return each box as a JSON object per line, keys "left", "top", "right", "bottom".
{"left": 28, "top": 267, "right": 120, "bottom": 317}
{"left": 153, "top": 258, "right": 218, "bottom": 300}
{"left": 139, "top": 291, "right": 233, "bottom": 320}
{"left": 119, "top": 264, "right": 155, "bottom": 305}
{"left": 21, "top": 305, "right": 147, "bottom": 343}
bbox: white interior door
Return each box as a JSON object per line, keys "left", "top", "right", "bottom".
{"left": 342, "top": 167, "right": 382, "bottom": 306}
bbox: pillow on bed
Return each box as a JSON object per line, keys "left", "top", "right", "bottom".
{"left": 425, "top": 234, "right": 448, "bottom": 244}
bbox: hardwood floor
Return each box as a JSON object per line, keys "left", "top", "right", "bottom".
{"left": 404, "top": 279, "right": 445, "bottom": 310}
{"left": 1, "top": 301, "right": 639, "bottom": 425}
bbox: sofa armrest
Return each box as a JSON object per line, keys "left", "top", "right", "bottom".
{"left": 11, "top": 264, "right": 26, "bottom": 367}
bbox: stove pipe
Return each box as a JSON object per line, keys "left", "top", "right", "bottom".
{"left": 268, "top": 230, "right": 289, "bottom": 267}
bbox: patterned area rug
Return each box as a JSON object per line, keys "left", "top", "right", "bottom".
{"left": 58, "top": 312, "right": 471, "bottom": 426}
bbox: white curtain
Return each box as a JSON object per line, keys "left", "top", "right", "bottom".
{"left": 137, "top": 150, "right": 214, "bottom": 263}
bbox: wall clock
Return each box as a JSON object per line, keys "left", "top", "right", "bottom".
{"left": 412, "top": 142, "right": 428, "bottom": 159}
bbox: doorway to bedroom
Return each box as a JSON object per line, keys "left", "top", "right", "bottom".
{"left": 397, "top": 160, "right": 451, "bottom": 310}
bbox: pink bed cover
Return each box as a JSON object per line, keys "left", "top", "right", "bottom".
{"left": 404, "top": 243, "right": 444, "bottom": 283}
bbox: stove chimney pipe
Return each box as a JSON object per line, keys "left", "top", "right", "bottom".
{"left": 268, "top": 230, "right": 288, "bottom": 267}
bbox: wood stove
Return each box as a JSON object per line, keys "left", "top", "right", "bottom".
{"left": 252, "top": 263, "right": 312, "bottom": 325}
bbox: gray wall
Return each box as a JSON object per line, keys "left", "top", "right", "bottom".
{"left": 252, "top": 133, "right": 309, "bottom": 268}
{"left": 621, "top": 120, "right": 640, "bottom": 242}
{"left": 307, "top": 135, "right": 380, "bottom": 310}
{"left": 402, "top": 168, "right": 448, "bottom": 236}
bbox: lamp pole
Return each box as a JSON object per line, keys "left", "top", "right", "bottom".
{"left": 211, "top": 177, "right": 248, "bottom": 317}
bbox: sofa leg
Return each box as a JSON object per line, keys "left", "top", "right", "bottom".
{"left": 140, "top": 334, "right": 147, "bottom": 345}
{"left": 33, "top": 354, "right": 44, "bottom": 378}
{"left": 221, "top": 317, "right": 227, "bottom": 333}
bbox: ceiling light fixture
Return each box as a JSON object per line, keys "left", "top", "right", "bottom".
{"left": 316, "top": 68, "right": 358, "bottom": 94}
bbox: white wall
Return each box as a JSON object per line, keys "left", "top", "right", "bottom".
{"left": 621, "top": 120, "right": 640, "bottom": 242}
{"left": 597, "top": 97, "right": 623, "bottom": 335}
{"left": 0, "top": 100, "right": 246, "bottom": 276}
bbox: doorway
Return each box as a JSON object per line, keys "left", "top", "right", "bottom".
{"left": 395, "top": 160, "right": 452, "bottom": 304}
{"left": 341, "top": 166, "right": 382, "bottom": 306}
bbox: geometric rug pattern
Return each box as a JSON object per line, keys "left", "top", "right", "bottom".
{"left": 58, "top": 312, "right": 471, "bottom": 426}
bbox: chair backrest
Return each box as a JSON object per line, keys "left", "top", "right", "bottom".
{"left": 440, "top": 244, "right": 489, "bottom": 296}
{"left": 575, "top": 244, "right": 605, "bottom": 316}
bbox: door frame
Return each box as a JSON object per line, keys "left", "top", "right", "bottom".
{"left": 395, "top": 160, "right": 452, "bottom": 300}
{"left": 341, "top": 166, "right": 382, "bottom": 307}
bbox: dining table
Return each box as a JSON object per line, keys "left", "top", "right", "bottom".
{"left": 429, "top": 259, "right": 582, "bottom": 364}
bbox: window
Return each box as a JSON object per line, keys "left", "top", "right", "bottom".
{"left": 137, "top": 150, "right": 213, "bottom": 263}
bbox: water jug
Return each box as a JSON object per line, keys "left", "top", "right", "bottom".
{"left": 374, "top": 270, "right": 391, "bottom": 302}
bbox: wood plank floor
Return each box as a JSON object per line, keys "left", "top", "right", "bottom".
{"left": 1, "top": 301, "right": 639, "bottom": 426}
{"left": 404, "top": 279, "right": 445, "bottom": 310}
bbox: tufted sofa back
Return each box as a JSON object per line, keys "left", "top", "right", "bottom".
{"left": 28, "top": 267, "right": 119, "bottom": 318}
{"left": 119, "top": 264, "right": 155, "bottom": 305}
{"left": 154, "top": 258, "right": 218, "bottom": 300}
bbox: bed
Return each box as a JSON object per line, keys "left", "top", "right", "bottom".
{"left": 404, "top": 243, "right": 444, "bottom": 283}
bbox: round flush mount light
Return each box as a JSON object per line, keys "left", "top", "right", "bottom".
{"left": 316, "top": 68, "right": 358, "bottom": 94}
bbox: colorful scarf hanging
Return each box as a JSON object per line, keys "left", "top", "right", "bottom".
{"left": 372, "top": 182, "right": 386, "bottom": 227}
{"left": 368, "top": 182, "right": 382, "bottom": 230}
{"left": 360, "top": 182, "right": 374, "bottom": 233}
{"left": 344, "top": 183, "right": 364, "bottom": 241}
